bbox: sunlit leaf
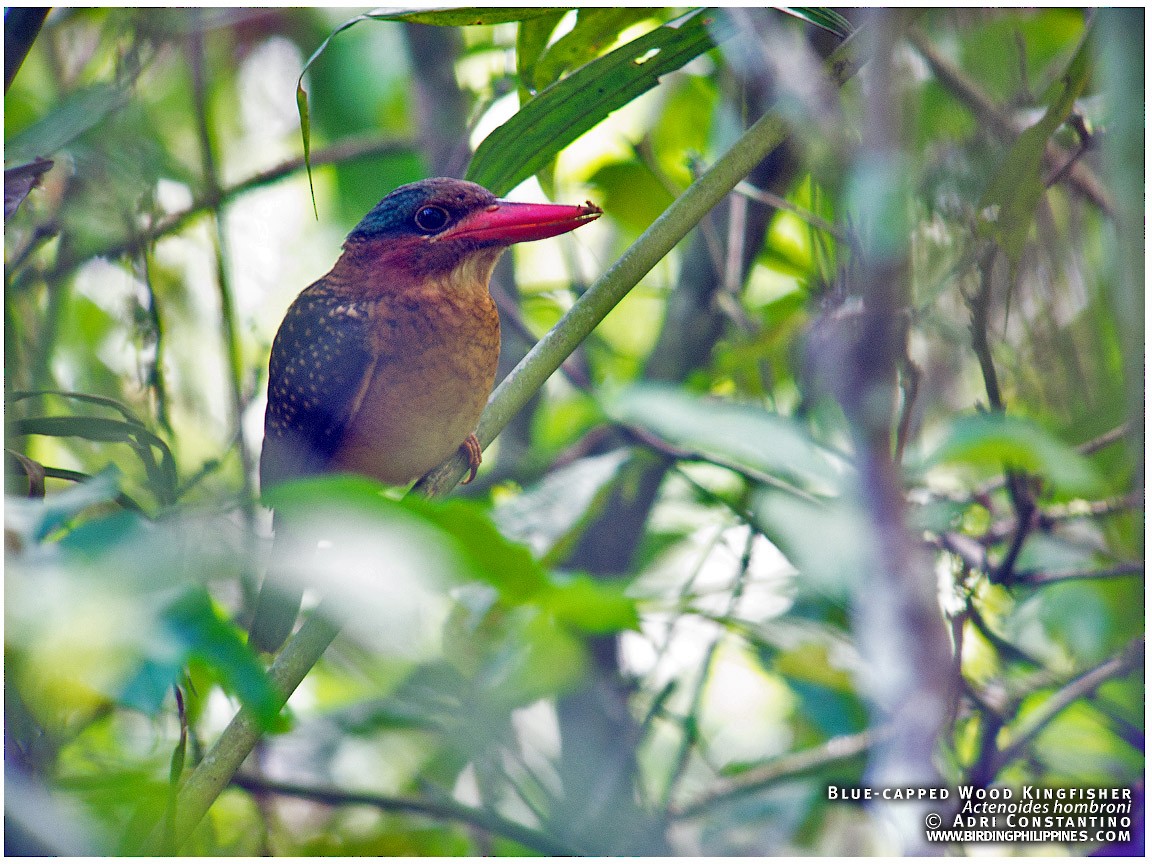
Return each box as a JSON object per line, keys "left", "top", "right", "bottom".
{"left": 531, "top": 8, "right": 657, "bottom": 91}
{"left": 468, "top": 8, "right": 737, "bottom": 195}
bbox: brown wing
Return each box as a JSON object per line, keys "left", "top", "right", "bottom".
{"left": 260, "top": 288, "right": 377, "bottom": 493}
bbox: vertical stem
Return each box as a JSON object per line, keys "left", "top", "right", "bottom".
{"left": 838, "top": 10, "right": 952, "bottom": 855}
{"left": 189, "top": 15, "right": 256, "bottom": 521}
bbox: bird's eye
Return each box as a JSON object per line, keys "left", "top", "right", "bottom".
{"left": 414, "top": 205, "right": 450, "bottom": 233}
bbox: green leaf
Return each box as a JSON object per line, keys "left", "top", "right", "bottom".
{"left": 122, "top": 589, "right": 282, "bottom": 728}
{"left": 5, "top": 467, "right": 124, "bottom": 543}
{"left": 295, "top": 8, "right": 567, "bottom": 207}
{"left": 405, "top": 497, "right": 551, "bottom": 603}
{"left": 493, "top": 449, "right": 629, "bottom": 566}
{"left": 296, "top": 82, "right": 317, "bottom": 219}
{"left": 11, "top": 389, "right": 145, "bottom": 424}
{"left": 753, "top": 491, "right": 871, "bottom": 596}
{"left": 531, "top": 8, "right": 657, "bottom": 91}
{"left": 977, "top": 23, "right": 1093, "bottom": 265}
{"left": 13, "top": 415, "right": 178, "bottom": 507}
{"left": 265, "top": 474, "right": 550, "bottom": 604}
{"left": 162, "top": 589, "right": 283, "bottom": 728}
{"left": 603, "top": 384, "right": 842, "bottom": 493}
{"left": 924, "top": 412, "right": 1100, "bottom": 494}
{"left": 5, "top": 82, "right": 131, "bottom": 164}
{"left": 468, "top": 7, "right": 737, "bottom": 195}
{"left": 378, "top": 7, "right": 567, "bottom": 27}
{"left": 542, "top": 574, "right": 639, "bottom": 633}
{"left": 778, "top": 7, "right": 856, "bottom": 39}
{"left": 516, "top": 11, "right": 569, "bottom": 99}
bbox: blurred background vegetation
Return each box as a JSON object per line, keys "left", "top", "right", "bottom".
{"left": 4, "top": 6, "right": 1143, "bottom": 856}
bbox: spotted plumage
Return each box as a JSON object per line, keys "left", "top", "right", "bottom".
{"left": 249, "top": 177, "right": 601, "bottom": 652}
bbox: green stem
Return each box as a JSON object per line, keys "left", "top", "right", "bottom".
{"left": 142, "top": 613, "right": 342, "bottom": 854}
{"left": 414, "top": 111, "right": 795, "bottom": 498}
{"left": 157, "top": 33, "right": 864, "bottom": 852}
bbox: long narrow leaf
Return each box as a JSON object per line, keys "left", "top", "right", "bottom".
{"left": 15, "top": 415, "right": 179, "bottom": 506}
{"left": 11, "top": 389, "right": 146, "bottom": 425}
{"left": 468, "top": 8, "right": 737, "bottom": 196}
{"left": 779, "top": 7, "right": 855, "bottom": 39}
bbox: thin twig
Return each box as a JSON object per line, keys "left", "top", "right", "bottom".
{"left": 1017, "top": 560, "right": 1144, "bottom": 588}
{"left": 673, "top": 728, "right": 883, "bottom": 820}
{"left": 189, "top": 20, "right": 255, "bottom": 523}
{"left": 1079, "top": 423, "right": 1130, "bottom": 455}
{"left": 662, "top": 530, "right": 755, "bottom": 809}
{"left": 230, "top": 773, "right": 579, "bottom": 856}
{"left": 734, "top": 180, "right": 845, "bottom": 241}
{"left": 45, "top": 133, "right": 413, "bottom": 283}
{"left": 907, "top": 26, "right": 1114, "bottom": 217}
{"left": 990, "top": 638, "right": 1144, "bottom": 774}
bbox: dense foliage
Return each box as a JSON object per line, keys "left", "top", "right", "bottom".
{"left": 4, "top": 7, "right": 1143, "bottom": 856}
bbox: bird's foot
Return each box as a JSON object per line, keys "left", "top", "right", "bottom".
{"left": 460, "top": 434, "right": 482, "bottom": 484}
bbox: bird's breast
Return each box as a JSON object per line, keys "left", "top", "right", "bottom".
{"left": 331, "top": 282, "right": 500, "bottom": 484}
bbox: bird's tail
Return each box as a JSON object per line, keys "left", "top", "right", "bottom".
{"left": 248, "top": 518, "right": 307, "bottom": 653}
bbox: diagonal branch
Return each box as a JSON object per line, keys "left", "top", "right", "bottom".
{"left": 231, "top": 773, "right": 581, "bottom": 856}
{"left": 41, "top": 134, "right": 412, "bottom": 285}
{"left": 989, "top": 637, "right": 1144, "bottom": 775}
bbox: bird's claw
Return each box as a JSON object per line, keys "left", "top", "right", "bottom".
{"left": 460, "top": 433, "right": 482, "bottom": 484}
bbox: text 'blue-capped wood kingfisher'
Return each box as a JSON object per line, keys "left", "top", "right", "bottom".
{"left": 248, "top": 178, "right": 602, "bottom": 652}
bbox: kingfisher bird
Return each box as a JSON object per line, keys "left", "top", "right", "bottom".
{"left": 248, "top": 177, "right": 602, "bottom": 652}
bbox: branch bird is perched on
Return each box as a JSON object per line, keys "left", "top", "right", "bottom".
{"left": 249, "top": 178, "right": 601, "bottom": 652}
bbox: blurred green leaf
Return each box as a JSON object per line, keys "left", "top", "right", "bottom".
{"left": 604, "top": 384, "right": 842, "bottom": 493}
{"left": 13, "top": 414, "right": 178, "bottom": 507}
{"left": 753, "top": 490, "right": 871, "bottom": 596}
{"left": 265, "top": 474, "right": 550, "bottom": 603}
{"left": 542, "top": 574, "right": 639, "bottom": 633}
{"left": 978, "top": 24, "right": 1092, "bottom": 264}
{"left": 494, "top": 449, "right": 629, "bottom": 565}
{"left": 5, "top": 467, "right": 123, "bottom": 543}
{"left": 405, "top": 497, "right": 551, "bottom": 603}
{"left": 160, "top": 589, "right": 282, "bottom": 728}
{"left": 468, "top": 8, "right": 736, "bottom": 195}
{"left": 6, "top": 82, "right": 130, "bottom": 164}
{"left": 587, "top": 161, "right": 676, "bottom": 234}
{"left": 923, "top": 412, "right": 1100, "bottom": 494}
